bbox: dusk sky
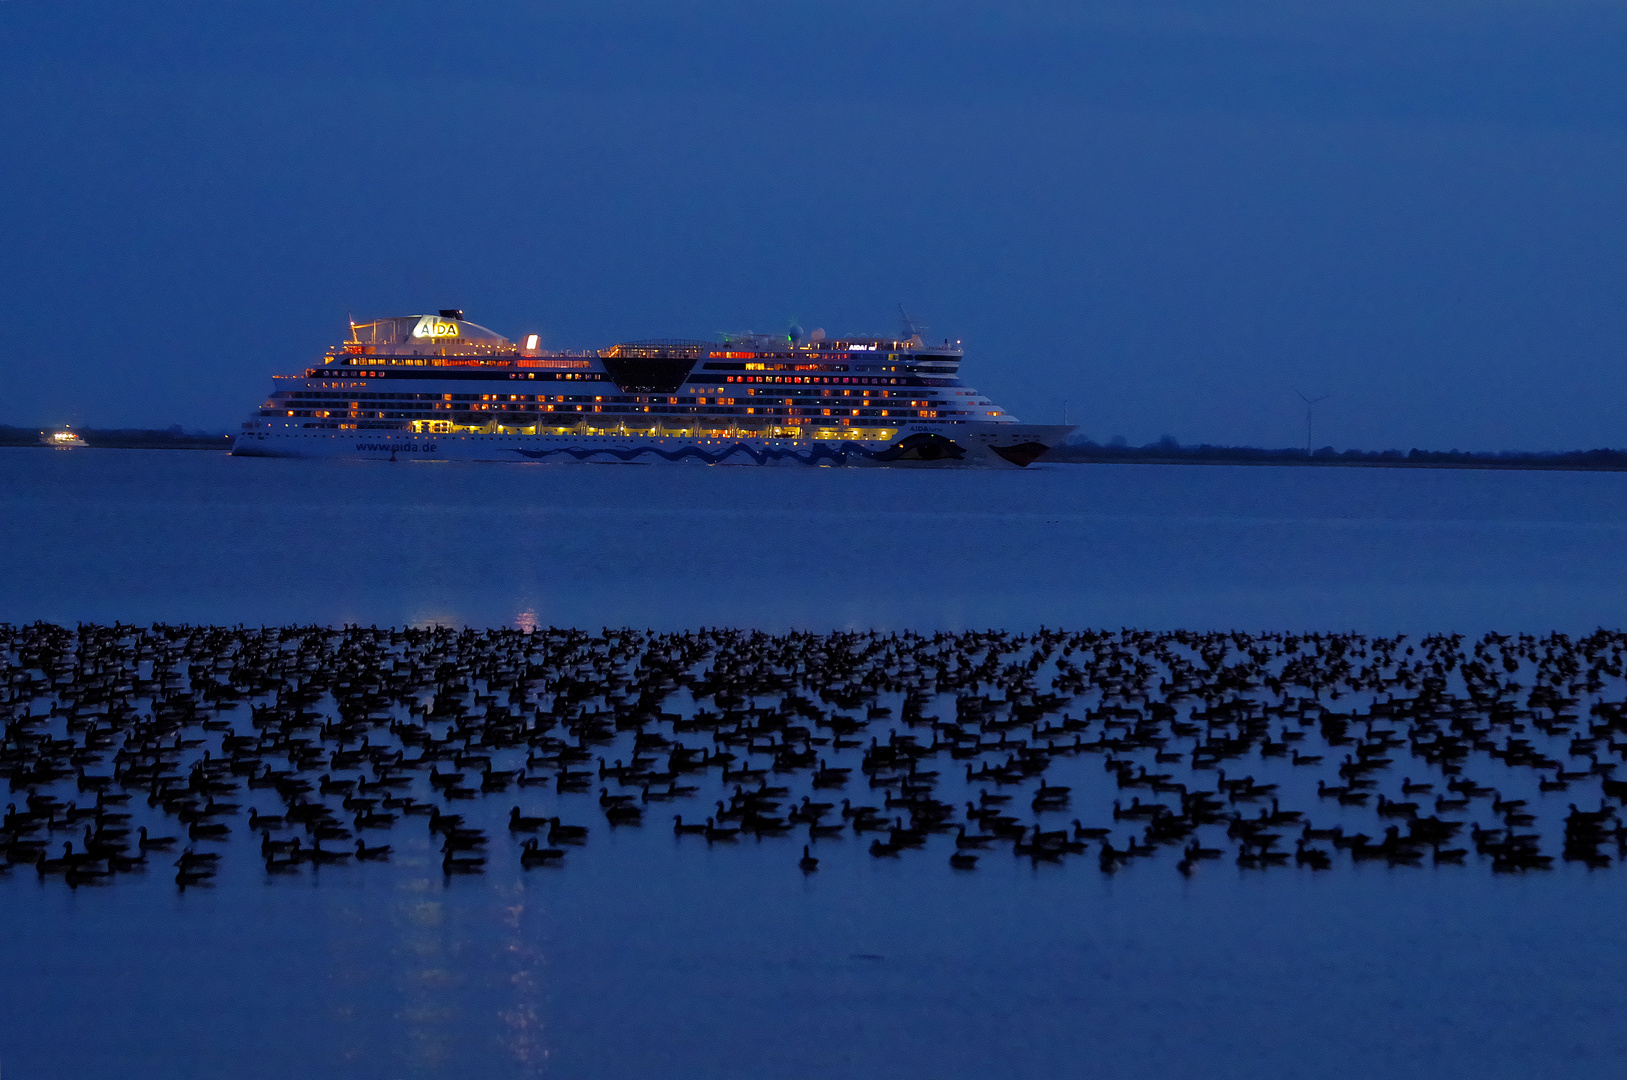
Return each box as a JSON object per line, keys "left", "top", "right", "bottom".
{"left": 3, "top": 0, "right": 1625, "bottom": 450}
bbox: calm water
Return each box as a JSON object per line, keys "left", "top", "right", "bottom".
{"left": 2, "top": 448, "right": 1625, "bottom": 632}
{"left": 3, "top": 448, "right": 1626, "bottom": 1079}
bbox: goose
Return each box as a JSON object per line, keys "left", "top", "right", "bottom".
{"left": 66, "top": 863, "right": 114, "bottom": 887}
{"left": 949, "top": 851, "right": 979, "bottom": 870}
{"left": 672, "top": 815, "right": 708, "bottom": 836}
{"left": 174, "top": 849, "right": 220, "bottom": 870}
{"left": 175, "top": 866, "right": 216, "bottom": 889}
{"left": 318, "top": 774, "right": 355, "bottom": 796}
{"left": 954, "top": 825, "right": 992, "bottom": 850}
{"left": 840, "top": 799, "right": 879, "bottom": 820}
{"left": 605, "top": 804, "right": 642, "bottom": 826}
{"left": 520, "top": 839, "right": 565, "bottom": 867}
{"left": 354, "top": 810, "right": 395, "bottom": 830}
{"left": 440, "top": 829, "right": 486, "bottom": 852}
{"left": 704, "top": 818, "right": 739, "bottom": 843}
{"left": 1294, "top": 840, "right": 1332, "bottom": 870}
{"left": 265, "top": 852, "right": 300, "bottom": 874}
{"left": 508, "top": 806, "right": 549, "bottom": 832}
{"left": 547, "top": 818, "right": 588, "bottom": 845}
{"left": 798, "top": 845, "right": 819, "bottom": 873}
{"left": 137, "top": 826, "right": 177, "bottom": 851}
{"left": 247, "top": 809, "right": 285, "bottom": 832}
{"left": 442, "top": 850, "right": 485, "bottom": 875}
{"left": 308, "top": 839, "right": 351, "bottom": 865}
{"left": 108, "top": 850, "right": 147, "bottom": 872}
{"left": 82, "top": 826, "right": 123, "bottom": 858}
{"left": 355, "top": 839, "right": 392, "bottom": 861}
{"left": 188, "top": 821, "right": 229, "bottom": 841}
{"left": 1031, "top": 791, "right": 1068, "bottom": 812}
{"left": 261, "top": 827, "right": 298, "bottom": 852}
{"left": 799, "top": 796, "right": 835, "bottom": 818}
{"left": 35, "top": 845, "right": 72, "bottom": 876}
{"left": 94, "top": 802, "right": 131, "bottom": 825}
{"left": 427, "top": 808, "right": 467, "bottom": 836}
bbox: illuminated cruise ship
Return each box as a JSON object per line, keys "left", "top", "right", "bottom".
{"left": 232, "top": 311, "right": 1074, "bottom": 467}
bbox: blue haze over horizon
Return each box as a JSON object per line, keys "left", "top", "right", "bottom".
{"left": 3, "top": 0, "right": 1626, "bottom": 451}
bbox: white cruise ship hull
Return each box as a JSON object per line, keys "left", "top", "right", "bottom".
{"left": 232, "top": 423, "right": 1073, "bottom": 468}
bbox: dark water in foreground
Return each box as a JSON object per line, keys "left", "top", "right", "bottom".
{"left": 10, "top": 853, "right": 1625, "bottom": 1079}
{"left": 1, "top": 449, "right": 1626, "bottom": 1079}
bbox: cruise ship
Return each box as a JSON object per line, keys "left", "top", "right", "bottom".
{"left": 232, "top": 312, "right": 1074, "bottom": 467}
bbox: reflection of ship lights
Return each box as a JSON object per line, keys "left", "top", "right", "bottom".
{"left": 513, "top": 610, "right": 538, "bottom": 633}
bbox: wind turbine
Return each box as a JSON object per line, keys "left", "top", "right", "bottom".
{"left": 1293, "top": 389, "right": 1330, "bottom": 453}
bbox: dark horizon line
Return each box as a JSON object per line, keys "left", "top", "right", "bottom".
{"left": 6, "top": 423, "right": 1627, "bottom": 470}
{"left": 1052, "top": 440, "right": 1627, "bottom": 471}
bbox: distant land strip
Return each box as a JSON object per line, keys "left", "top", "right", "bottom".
{"left": 4, "top": 424, "right": 1626, "bottom": 469}
{"left": 1049, "top": 442, "right": 1627, "bottom": 471}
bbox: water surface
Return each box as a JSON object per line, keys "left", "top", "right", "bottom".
{"left": 3, "top": 448, "right": 1624, "bottom": 632}
{"left": 2, "top": 449, "right": 1625, "bottom": 1079}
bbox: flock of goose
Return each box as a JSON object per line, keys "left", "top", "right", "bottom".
{"left": 4, "top": 622, "right": 1627, "bottom": 889}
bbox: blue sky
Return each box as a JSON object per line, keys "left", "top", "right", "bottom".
{"left": 3, "top": 1, "right": 1625, "bottom": 449}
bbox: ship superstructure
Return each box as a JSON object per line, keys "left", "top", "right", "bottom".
{"left": 232, "top": 311, "right": 1073, "bottom": 466}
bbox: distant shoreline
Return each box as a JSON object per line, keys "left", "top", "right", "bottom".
{"left": 1048, "top": 444, "right": 1627, "bottom": 472}
{"left": 5, "top": 425, "right": 1626, "bottom": 470}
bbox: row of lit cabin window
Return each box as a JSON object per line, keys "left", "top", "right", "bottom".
{"left": 271, "top": 405, "right": 958, "bottom": 420}
{"left": 725, "top": 375, "right": 906, "bottom": 385}
{"left": 281, "top": 388, "right": 940, "bottom": 405}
